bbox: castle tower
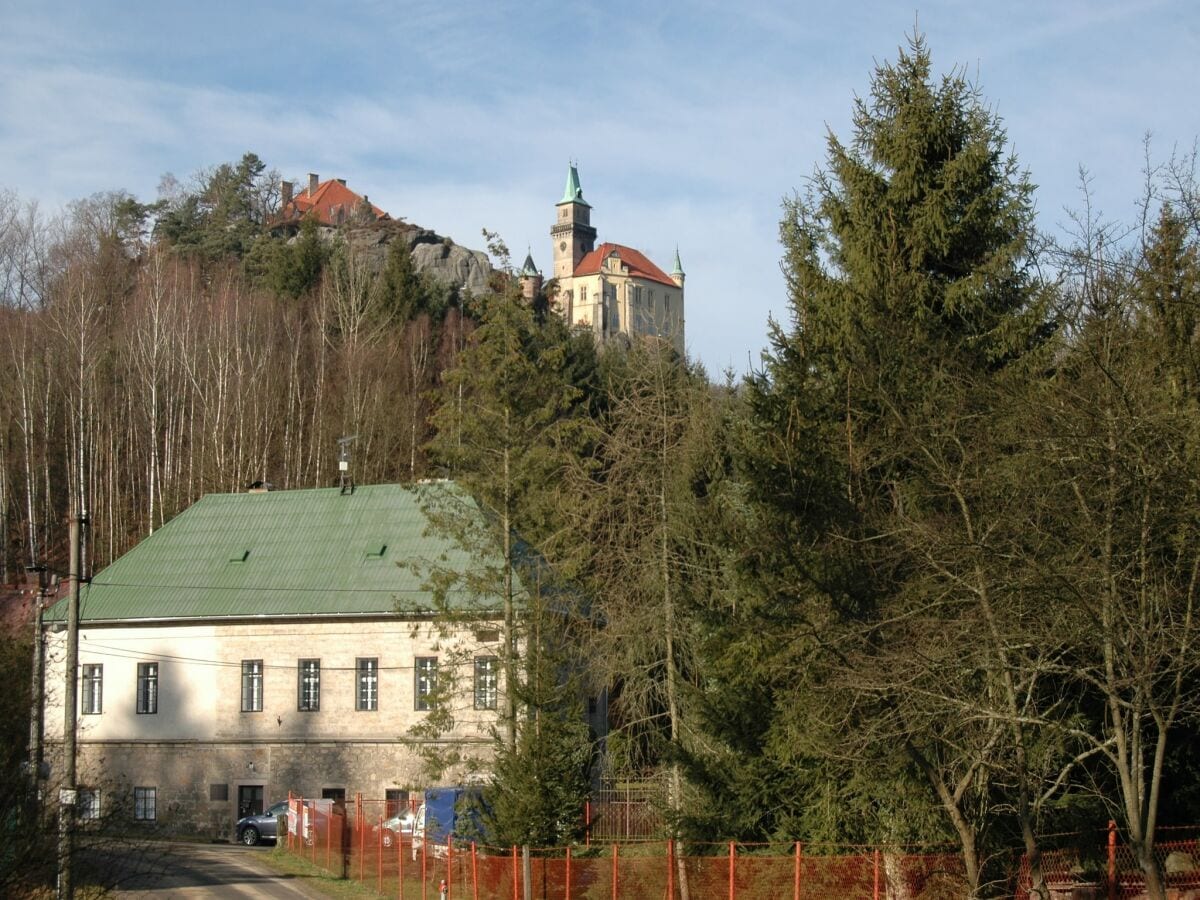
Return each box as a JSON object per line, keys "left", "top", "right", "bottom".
{"left": 519, "top": 250, "right": 543, "bottom": 303}
{"left": 671, "top": 246, "right": 685, "bottom": 288}
{"left": 550, "top": 164, "right": 597, "bottom": 281}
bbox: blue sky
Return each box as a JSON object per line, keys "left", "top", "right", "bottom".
{"left": 1, "top": 0, "right": 1196, "bottom": 375}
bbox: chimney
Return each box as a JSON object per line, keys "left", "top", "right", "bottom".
{"left": 308, "top": 173, "right": 319, "bottom": 197}
{"left": 281, "top": 180, "right": 293, "bottom": 206}
{"left": 336, "top": 178, "right": 347, "bottom": 186}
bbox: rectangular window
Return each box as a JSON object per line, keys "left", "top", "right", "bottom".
{"left": 415, "top": 657, "right": 437, "bottom": 711}
{"left": 81, "top": 664, "right": 102, "bottom": 715}
{"left": 134, "top": 787, "right": 156, "bottom": 821}
{"left": 385, "top": 788, "right": 405, "bottom": 819}
{"left": 136, "top": 662, "right": 158, "bottom": 715}
{"left": 580, "top": 285, "right": 587, "bottom": 303}
{"left": 241, "top": 660, "right": 263, "bottom": 713}
{"left": 78, "top": 788, "right": 100, "bottom": 821}
{"left": 298, "top": 659, "right": 320, "bottom": 711}
{"left": 356, "top": 658, "right": 378, "bottom": 711}
{"left": 474, "top": 656, "right": 498, "bottom": 710}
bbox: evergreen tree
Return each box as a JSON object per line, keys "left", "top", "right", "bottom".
{"left": 479, "top": 586, "right": 593, "bottom": 848}
{"left": 426, "top": 235, "right": 596, "bottom": 748}
{"left": 154, "top": 152, "right": 278, "bottom": 262}
{"left": 724, "top": 32, "right": 1052, "bottom": 894}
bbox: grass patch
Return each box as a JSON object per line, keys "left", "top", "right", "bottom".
{"left": 257, "top": 845, "right": 382, "bottom": 899}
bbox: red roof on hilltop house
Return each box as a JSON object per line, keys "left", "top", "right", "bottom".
{"left": 277, "top": 175, "right": 389, "bottom": 227}
{"left": 574, "top": 243, "right": 677, "bottom": 287}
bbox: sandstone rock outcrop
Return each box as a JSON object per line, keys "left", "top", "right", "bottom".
{"left": 334, "top": 221, "right": 493, "bottom": 297}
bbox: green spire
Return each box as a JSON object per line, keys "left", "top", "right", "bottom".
{"left": 558, "top": 163, "right": 590, "bottom": 207}
{"left": 520, "top": 250, "right": 539, "bottom": 278}
{"left": 672, "top": 246, "right": 684, "bottom": 276}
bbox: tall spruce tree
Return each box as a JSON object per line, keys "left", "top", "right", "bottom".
{"left": 725, "top": 33, "right": 1052, "bottom": 895}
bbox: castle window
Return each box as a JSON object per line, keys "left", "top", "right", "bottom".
{"left": 580, "top": 286, "right": 587, "bottom": 303}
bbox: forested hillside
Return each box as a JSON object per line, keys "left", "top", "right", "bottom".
{"left": 0, "top": 152, "right": 489, "bottom": 577}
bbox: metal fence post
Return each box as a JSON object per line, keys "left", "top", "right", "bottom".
{"left": 611, "top": 845, "right": 618, "bottom": 900}
{"left": 511, "top": 846, "right": 518, "bottom": 900}
{"left": 566, "top": 845, "right": 572, "bottom": 900}
{"left": 471, "top": 842, "right": 479, "bottom": 900}
{"left": 448, "top": 835, "right": 454, "bottom": 899}
{"left": 729, "top": 841, "right": 736, "bottom": 900}
{"left": 398, "top": 824, "right": 404, "bottom": 900}
{"left": 1107, "top": 820, "right": 1117, "bottom": 900}
{"left": 794, "top": 841, "right": 802, "bottom": 900}
{"left": 378, "top": 814, "right": 384, "bottom": 894}
{"left": 667, "top": 839, "right": 674, "bottom": 900}
{"left": 873, "top": 848, "right": 880, "bottom": 900}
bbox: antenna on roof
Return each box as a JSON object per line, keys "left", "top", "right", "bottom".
{"left": 337, "top": 435, "right": 358, "bottom": 495}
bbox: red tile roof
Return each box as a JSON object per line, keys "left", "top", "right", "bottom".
{"left": 573, "top": 243, "right": 677, "bottom": 287}
{"left": 279, "top": 179, "right": 389, "bottom": 227}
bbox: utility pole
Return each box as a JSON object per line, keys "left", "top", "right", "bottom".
{"left": 58, "top": 506, "right": 84, "bottom": 900}
{"left": 28, "top": 578, "right": 46, "bottom": 790}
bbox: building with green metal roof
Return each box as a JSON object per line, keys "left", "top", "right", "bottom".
{"left": 47, "top": 482, "right": 505, "bottom": 624}
{"left": 40, "top": 481, "right": 525, "bottom": 840}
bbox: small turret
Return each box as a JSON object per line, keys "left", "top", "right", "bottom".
{"left": 671, "top": 246, "right": 685, "bottom": 288}
{"left": 519, "top": 250, "right": 543, "bottom": 302}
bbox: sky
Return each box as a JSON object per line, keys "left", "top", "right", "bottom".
{"left": 0, "top": 0, "right": 1197, "bottom": 375}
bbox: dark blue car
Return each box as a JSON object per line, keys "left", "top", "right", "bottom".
{"left": 236, "top": 800, "right": 289, "bottom": 845}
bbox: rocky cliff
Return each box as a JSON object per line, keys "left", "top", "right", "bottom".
{"left": 336, "top": 220, "right": 494, "bottom": 297}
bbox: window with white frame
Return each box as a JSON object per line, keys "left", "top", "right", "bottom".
{"left": 78, "top": 788, "right": 100, "bottom": 821}
{"left": 474, "top": 656, "right": 498, "bottom": 710}
{"left": 81, "top": 664, "right": 102, "bottom": 715}
{"left": 241, "top": 660, "right": 263, "bottom": 713}
{"left": 415, "top": 657, "right": 437, "bottom": 711}
{"left": 136, "top": 662, "right": 158, "bottom": 715}
{"left": 357, "top": 658, "right": 378, "bottom": 711}
{"left": 298, "top": 659, "right": 320, "bottom": 711}
{"left": 134, "top": 787, "right": 156, "bottom": 821}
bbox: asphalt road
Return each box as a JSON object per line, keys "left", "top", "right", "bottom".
{"left": 81, "top": 841, "right": 328, "bottom": 899}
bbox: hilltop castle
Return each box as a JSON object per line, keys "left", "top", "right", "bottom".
{"left": 521, "top": 165, "right": 684, "bottom": 352}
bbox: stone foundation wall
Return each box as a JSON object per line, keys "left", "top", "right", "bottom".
{"left": 71, "top": 739, "right": 492, "bottom": 840}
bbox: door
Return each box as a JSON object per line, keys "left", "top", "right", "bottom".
{"left": 238, "top": 785, "right": 264, "bottom": 818}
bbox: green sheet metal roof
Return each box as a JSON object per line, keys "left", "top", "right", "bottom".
{"left": 48, "top": 483, "right": 506, "bottom": 624}
{"left": 558, "top": 163, "right": 589, "bottom": 207}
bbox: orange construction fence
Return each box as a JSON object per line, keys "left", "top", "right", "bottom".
{"left": 284, "top": 793, "right": 967, "bottom": 899}
{"left": 283, "top": 797, "right": 1200, "bottom": 900}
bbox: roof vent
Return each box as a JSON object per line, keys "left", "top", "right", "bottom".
{"left": 364, "top": 545, "right": 387, "bottom": 560}
{"left": 229, "top": 550, "right": 250, "bottom": 564}
{"left": 338, "top": 435, "right": 358, "bottom": 495}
